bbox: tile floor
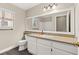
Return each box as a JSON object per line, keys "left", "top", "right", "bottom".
{"left": 0, "top": 47, "right": 32, "bottom": 55}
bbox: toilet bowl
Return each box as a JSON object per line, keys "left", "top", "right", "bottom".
{"left": 18, "top": 40, "right": 27, "bottom": 51}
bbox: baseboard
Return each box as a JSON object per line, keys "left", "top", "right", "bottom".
{"left": 0, "top": 45, "right": 18, "bottom": 54}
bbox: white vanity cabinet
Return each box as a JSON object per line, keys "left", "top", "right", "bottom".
{"left": 26, "top": 35, "right": 78, "bottom": 55}
{"left": 27, "top": 36, "right": 37, "bottom": 54}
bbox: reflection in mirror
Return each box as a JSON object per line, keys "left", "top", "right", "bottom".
{"left": 56, "top": 11, "right": 71, "bottom": 32}
{"left": 33, "top": 11, "right": 71, "bottom": 32}
{"left": 38, "top": 16, "right": 53, "bottom": 31}
{"left": 56, "top": 15, "right": 67, "bottom": 32}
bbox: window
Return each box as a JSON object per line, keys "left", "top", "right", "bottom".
{"left": 0, "top": 8, "right": 14, "bottom": 30}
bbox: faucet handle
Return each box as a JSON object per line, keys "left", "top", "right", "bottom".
{"left": 42, "top": 30, "right": 43, "bottom": 32}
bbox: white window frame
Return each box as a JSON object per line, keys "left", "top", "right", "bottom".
{"left": 0, "top": 8, "right": 14, "bottom": 30}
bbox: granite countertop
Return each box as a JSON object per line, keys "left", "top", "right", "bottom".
{"left": 27, "top": 33, "right": 79, "bottom": 46}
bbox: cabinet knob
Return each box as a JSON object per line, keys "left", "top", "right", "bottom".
{"left": 51, "top": 48, "right": 53, "bottom": 51}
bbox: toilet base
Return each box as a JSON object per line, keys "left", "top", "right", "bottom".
{"left": 18, "top": 45, "right": 27, "bottom": 51}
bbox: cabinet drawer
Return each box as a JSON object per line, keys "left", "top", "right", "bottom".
{"left": 37, "top": 38, "right": 52, "bottom": 47}
{"left": 52, "top": 41, "right": 78, "bottom": 54}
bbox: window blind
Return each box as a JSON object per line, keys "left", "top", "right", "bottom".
{"left": 0, "top": 8, "right": 15, "bottom": 30}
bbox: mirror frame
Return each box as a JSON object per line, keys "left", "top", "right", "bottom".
{"left": 25, "top": 7, "right": 75, "bottom": 35}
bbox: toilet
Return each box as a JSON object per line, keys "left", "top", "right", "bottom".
{"left": 18, "top": 39, "right": 27, "bottom": 51}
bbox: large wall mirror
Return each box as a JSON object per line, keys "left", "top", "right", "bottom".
{"left": 25, "top": 8, "right": 75, "bottom": 34}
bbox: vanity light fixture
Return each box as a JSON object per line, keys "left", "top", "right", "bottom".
{"left": 43, "top": 3, "right": 57, "bottom": 11}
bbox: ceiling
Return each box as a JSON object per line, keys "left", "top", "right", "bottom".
{"left": 12, "top": 3, "right": 39, "bottom": 10}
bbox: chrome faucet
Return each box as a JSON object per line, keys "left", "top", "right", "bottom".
{"left": 41, "top": 30, "right": 43, "bottom": 34}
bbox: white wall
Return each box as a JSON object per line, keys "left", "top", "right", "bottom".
{"left": 26, "top": 3, "right": 75, "bottom": 17}
{"left": 0, "top": 3, "right": 25, "bottom": 51}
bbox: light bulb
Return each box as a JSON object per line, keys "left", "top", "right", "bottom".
{"left": 43, "top": 3, "right": 57, "bottom": 11}
{"left": 52, "top": 4, "right": 56, "bottom": 9}
{"left": 47, "top": 6, "right": 50, "bottom": 10}
{"left": 43, "top": 7, "right": 46, "bottom": 11}
{"left": 47, "top": 5, "right": 52, "bottom": 10}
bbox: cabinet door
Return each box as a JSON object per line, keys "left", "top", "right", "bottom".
{"left": 28, "top": 43, "right": 37, "bottom": 54}
{"left": 52, "top": 48, "right": 72, "bottom": 55}
{"left": 37, "top": 43, "right": 51, "bottom": 55}
{"left": 52, "top": 41, "right": 78, "bottom": 54}
{"left": 27, "top": 36, "right": 37, "bottom": 54}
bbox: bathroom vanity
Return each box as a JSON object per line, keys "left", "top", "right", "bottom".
{"left": 25, "top": 7, "right": 79, "bottom": 55}
{"left": 25, "top": 31, "right": 78, "bottom": 55}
